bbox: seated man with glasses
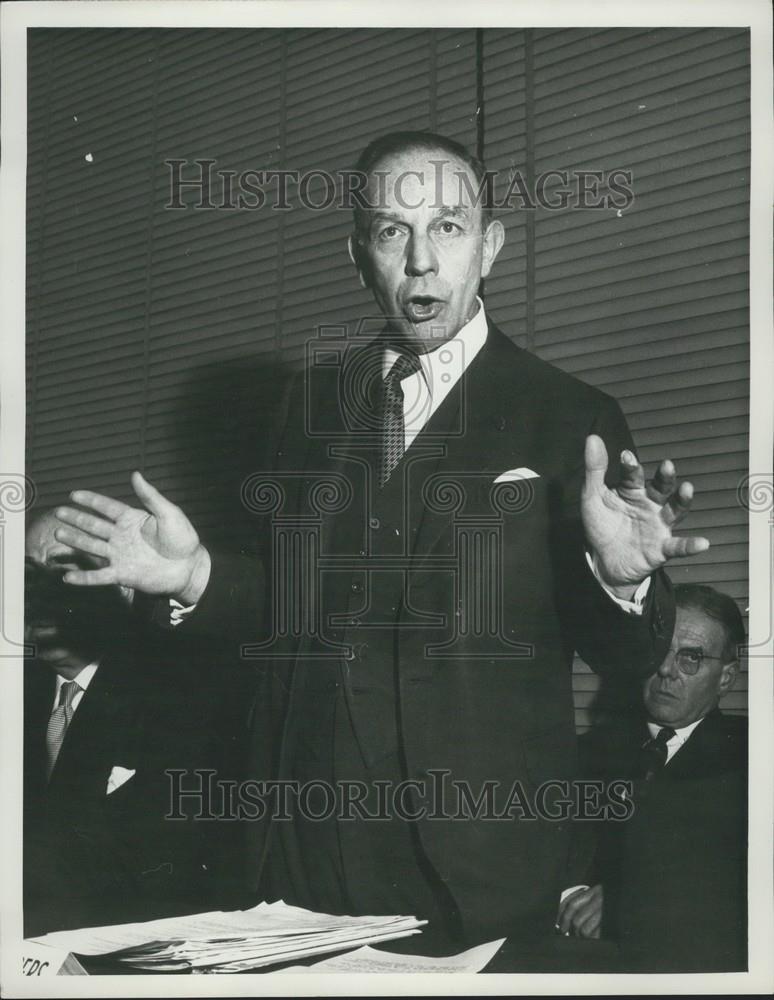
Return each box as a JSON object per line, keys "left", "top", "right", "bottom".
{"left": 556, "top": 583, "right": 747, "bottom": 972}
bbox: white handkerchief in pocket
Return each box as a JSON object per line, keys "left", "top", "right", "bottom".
{"left": 493, "top": 467, "right": 540, "bottom": 483}
{"left": 106, "top": 765, "right": 136, "bottom": 795}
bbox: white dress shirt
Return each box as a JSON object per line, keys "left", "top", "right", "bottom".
{"left": 382, "top": 295, "right": 489, "bottom": 450}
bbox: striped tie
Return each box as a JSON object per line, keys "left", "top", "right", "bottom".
{"left": 45, "top": 680, "right": 80, "bottom": 779}
{"left": 378, "top": 352, "right": 421, "bottom": 489}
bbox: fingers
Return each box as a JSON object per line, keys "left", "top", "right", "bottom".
{"left": 25, "top": 623, "right": 60, "bottom": 643}
{"left": 131, "top": 470, "right": 175, "bottom": 519}
{"left": 646, "top": 458, "right": 702, "bottom": 531}
{"left": 646, "top": 458, "right": 675, "bottom": 504}
{"left": 555, "top": 889, "right": 578, "bottom": 933}
{"left": 566, "top": 885, "right": 603, "bottom": 938}
{"left": 577, "top": 907, "right": 602, "bottom": 939}
{"left": 557, "top": 886, "right": 593, "bottom": 934}
{"left": 584, "top": 435, "right": 609, "bottom": 493}
{"left": 663, "top": 534, "right": 711, "bottom": 559}
{"left": 618, "top": 449, "right": 645, "bottom": 491}
{"left": 666, "top": 480, "right": 694, "bottom": 523}
{"left": 61, "top": 566, "right": 117, "bottom": 586}
{"left": 68, "top": 490, "right": 129, "bottom": 521}
{"left": 54, "top": 525, "right": 110, "bottom": 560}
{"left": 646, "top": 460, "right": 697, "bottom": 526}
{"left": 54, "top": 506, "right": 113, "bottom": 540}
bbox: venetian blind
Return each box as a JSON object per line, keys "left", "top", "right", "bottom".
{"left": 27, "top": 27, "right": 748, "bottom": 726}
{"left": 482, "top": 27, "right": 749, "bottom": 725}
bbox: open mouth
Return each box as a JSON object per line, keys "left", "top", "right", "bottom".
{"left": 404, "top": 296, "right": 443, "bottom": 323}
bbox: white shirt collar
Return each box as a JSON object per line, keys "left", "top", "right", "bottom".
{"left": 382, "top": 296, "right": 488, "bottom": 391}
{"left": 380, "top": 298, "right": 488, "bottom": 449}
{"left": 54, "top": 661, "right": 99, "bottom": 699}
{"left": 647, "top": 716, "right": 705, "bottom": 743}
{"left": 647, "top": 715, "right": 706, "bottom": 763}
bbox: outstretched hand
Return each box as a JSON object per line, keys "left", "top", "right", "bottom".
{"left": 582, "top": 435, "right": 709, "bottom": 599}
{"left": 54, "top": 471, "right": 211, "bottom": 605}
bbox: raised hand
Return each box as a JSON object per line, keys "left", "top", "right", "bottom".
{"left": 54, "top": 471, "right": 211, "bottom": 605}
{"left": 582, "top": 435, "right": 709, "bottom": 599}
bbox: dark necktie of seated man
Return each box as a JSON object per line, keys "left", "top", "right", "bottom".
{"left": 379, "top": 352, "right": 422, "bottom": 489}
{"left": 639, "top": 726, "right": 676, "bottom": 782}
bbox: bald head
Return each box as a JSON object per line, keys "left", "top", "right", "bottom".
{"left": 26, "top": 509, "right": 82, "bottom": 570}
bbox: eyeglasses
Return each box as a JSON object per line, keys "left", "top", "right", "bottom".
{"left": 668, "top": 647, "right": 726, "bottom": 676}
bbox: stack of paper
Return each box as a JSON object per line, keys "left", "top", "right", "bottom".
{"left": 275, "top": 938, "right": 506, "bottom": 974}
{"left": 28, "top": 901, "right": 426, "bottom": 973}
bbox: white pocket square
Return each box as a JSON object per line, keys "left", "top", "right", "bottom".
{"left": 106, "top": 766, "right": 135, "bottom": 795}
{"left": 493, "top": 468, "right": 540, "bottom": 483}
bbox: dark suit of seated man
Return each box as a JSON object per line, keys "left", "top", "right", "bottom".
{"left": 23, "top": 510, "right": 242, "bottom": 938}
{"left": 557, "top": 583, "right": 747, "bottom": 972}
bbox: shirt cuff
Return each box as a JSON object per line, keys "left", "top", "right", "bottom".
{"left": 560, "top": 884, "right": 590, "bottom": 905}
{"left": 585, "top": 550, "right": 650, "bottom": 615}
{"left": 169, "top": 598, "right": 197, "bottom": 627}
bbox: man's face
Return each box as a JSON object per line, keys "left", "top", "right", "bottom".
{"left": 25, "top": 514, "right": 119, "bottom": 674}
{"left": 642, "top": 605, "right": 738, "bottom": 729}
{"left": 349, "top": 147, "right": 504, "bottom": 348}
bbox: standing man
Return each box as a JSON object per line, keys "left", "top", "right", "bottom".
{"left": 54, "top": 132, "right": 709, "bottom": 952}
{"left": 557, "top": 584, "right": 747, "bottom": 971}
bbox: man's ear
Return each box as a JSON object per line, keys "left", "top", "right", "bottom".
{"left": 481, "top": 219, "right": 505, "bottom": 279}
{"left": 718, "top": 659, "right": 739, "bottom": 696}
{"left": 348, "top": 233, "right": 370, "bottom": 290}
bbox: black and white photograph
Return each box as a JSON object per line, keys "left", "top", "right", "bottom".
{"left": 1, "top": 0, "right": 772, "bottom": 994}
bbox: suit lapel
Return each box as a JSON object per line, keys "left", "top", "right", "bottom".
{"left": 408, "top": 320, "right": 533, "bottom": 561}
{"left": 662, "top": 710, "right": 726, "bottom": 780}
{"left": 24, "top": 664, "right": 56, "bottom": 798}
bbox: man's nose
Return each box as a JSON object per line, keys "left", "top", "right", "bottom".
{"left": 657, "top": 650, "right": 680, "bottom": 679}
{"left": 405, "top": 232, "right": 438, "bottom": 276}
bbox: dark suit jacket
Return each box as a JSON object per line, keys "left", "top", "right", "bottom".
{"left": 174, "top": 317, "right": 676, "bottom": 945}
{"left": 579, "top": 708, "right": 748, "bottom": 972}
{"left": 23, "top": 644, "right": 240, "bottom": 937}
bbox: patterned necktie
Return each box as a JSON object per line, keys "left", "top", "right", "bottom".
{"left": 45, "top": 679, "right": 80, "bottom": 779}
{"left": 378, "top": 352, "right": 422, "bottom": 489}
{"left": 639, "top": 725, "right": 676, "bottom": 781}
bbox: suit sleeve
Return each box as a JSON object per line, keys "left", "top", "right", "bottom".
{"left": 154, "top": 546, "right": 270, "bottom": 650}
{"left": 146, "top": 369, "right": 306, "bottom": 652}
{"left": 555, "top": 394, "right": 676, "bottom": 679}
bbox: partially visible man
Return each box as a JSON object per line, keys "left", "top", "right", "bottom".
{"left": 23, "top": 510, "right": 238, "bottom": 937}
{"left": 558, "top": 583, "right": 747, "bottom": 972}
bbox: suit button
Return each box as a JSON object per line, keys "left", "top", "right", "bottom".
{"left": 369, "top": 517, "right": 380, "bottom": 529}
{"left": 351, "top": 580, "right": 363, "bottom": 593}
